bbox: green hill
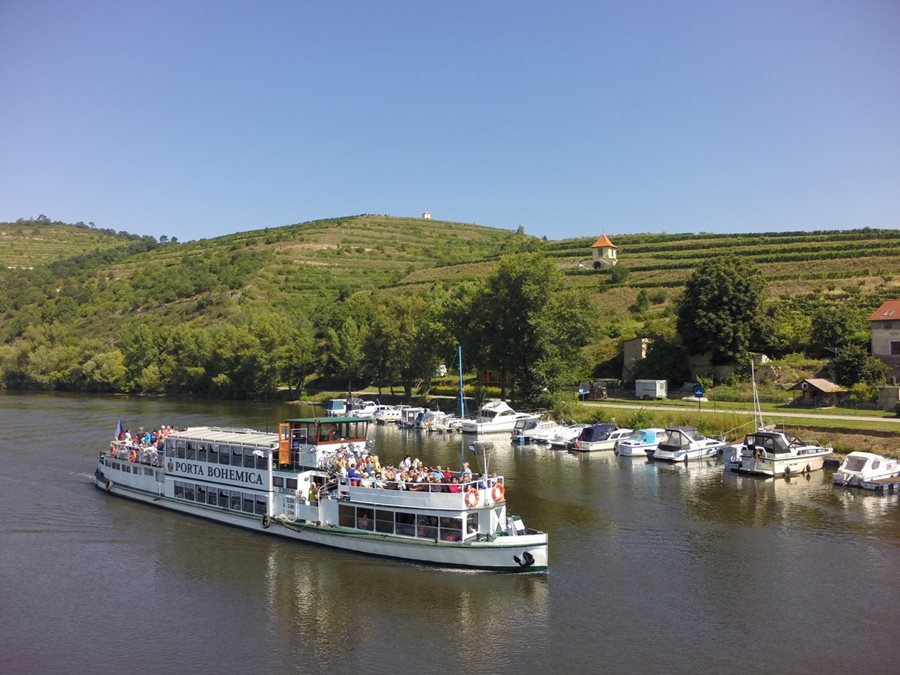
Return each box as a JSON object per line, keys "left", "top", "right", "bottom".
{"left": 1, "top": 214, "right": 898, "bottom": 397}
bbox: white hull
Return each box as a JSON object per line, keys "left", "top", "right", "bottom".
{"left": 738, "top": 452, "right": 829, "bottom": 477}
{"left": 615, "top": 443, "right": 652, "bottom": 457}
{"left": 94, "top": 457, "right": 547, "bottom": 572}
{"left": 461, "top": 420, "right": 519, "bottom": 435}
{"left": 653, "top": 444, "right": 725, "bottom": 462}
{"left": 571, "top": 439, "right": 617, "bottom": 452}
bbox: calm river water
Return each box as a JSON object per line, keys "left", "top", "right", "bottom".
{"left": 1, "top": 392, "right": 898, "bottom": 674}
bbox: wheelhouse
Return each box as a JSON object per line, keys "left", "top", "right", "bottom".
{"left": 277, "top": 416, "right": 370, "bottom": 469}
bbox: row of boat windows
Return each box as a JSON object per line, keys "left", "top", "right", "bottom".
{"left": 165, "top": 440, "right": 269, "bottom": 470}
{"left": 109, "top": 460, "right": 155, "bottom": 476}
{"left": 272, "top": 476, "right": 299, "bottom": 491}
{"left": 173, "top": 480, "right": 267, "bottom": 516}
{"left": 337, "top": 505, "right": 476, "bottom": 542}
{"left": 287, "top": 422, "right": 368, "bottom": 447}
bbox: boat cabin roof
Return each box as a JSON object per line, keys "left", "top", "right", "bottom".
{"left": 168, "top": 426, "right": 277, "bottom": 448}
{"left": 283, "top": 416, "right": 369, "bottom": 424}
{"left": 580, "top": 423, "right": 617, "bottom": 442}
{"left": 743, "top": 431, "right": 793, "bottom": 453}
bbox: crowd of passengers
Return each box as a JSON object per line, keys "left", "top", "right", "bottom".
{"left": 110, "top": 425, "right": 180, "bottom": 464}
{"left": 326, "top": 447, "right": 498, "bottom": 492}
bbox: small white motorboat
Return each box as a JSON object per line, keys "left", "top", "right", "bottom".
{"left": 547, "top": 425, "right": 583, "bottom": 449}
{"left": 833, "top": 451, "right": 900, "bottom": 487}
{"left": 569, "top": 424, "right": 633, "bottom": 452}
{"left": 731, "top": 430, "right": 831, "bottom": 477}
{"left": 652, "top": 427, "right": 727, "bottom": 462}
{"left": 615, "top": 428, "right": 665, "bottom": 457}
{"left": 461, "top": 401, "right": 531, "bottom": 435}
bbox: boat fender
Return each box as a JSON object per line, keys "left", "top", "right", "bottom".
{"left": 105, "top": 479, "right": 113, "bottom": 493}
{"left": 492, "top": 483, "right": 505, "bottom": 502}
{"left": 465, "top": 488, "right": 479, "bottom": 508}
{"left": 804, "top": 464, "right": 811, "bottom": 474}
{"left": 261, "top": 515, "right": 271, "bottom": 529}
{"left": 784, "top": 467, "right": 791, "bottom": 477}
{"left": 514, "top": 551, "right": 535, "bottom": 567}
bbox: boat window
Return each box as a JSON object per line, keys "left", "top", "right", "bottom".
{"left": 186, "top": 442, "right": 196, "bottom": 461}
{"left": 165, "top": 440, "right": 175, "bottom": 457}
{"left": 184, "top": 484, "right": 195, "bottom": 501}
{"left": 339, "top": 505, "right": 356, "bottom": 527}
{"left": 218, "top": 489, "right": 229, "bottom": 508}
{"left": 286, "top": 478, "right": 298, "bottom": 491}
{"left": 195, "top": 444, "right": 205, "bottom": 462}
{"left": 144, "top": 467, "right": 153, "bottom": 476}
{"left": 356, "top": 508, "right": 374, "bottom": 531}
{"left": 196, "top": 485, "right": 206, "bottom": 503}
{"left": 440, "top": 517, "right": 462, "bottom": 542}
{"left": 417, "top": 515, "right": 439, "bottom": 539}
{"left": 243, "top": 448, "right": 255, "bottom": 469}
{"left": 242, "top": 495, "right": 254, "bottom": 513}
{"left": 256, "top": 453, "right": 267, "bottom": 470}
{"left": 174, "top": 481, "right": 184, "bottom": 498}
{"left": 207, "top": 488, "right": 218, "bottom": 506}
{"left": 273, "top": 476, "right": 284, "bottom": 488}
{"left": 255, "top": 497, "right": 267, "bottom": 516}
{"left": 219, "top": 446, "right": 230, "bottom": 465}
{"left": 230, "top": 491, "right": 241, "bottom": 511}
{"left": 232, "top": 447, "right": 242, "bottom": 467}
{"left": 176, "top": 441, "right": 186, "bottom": 459}
{"left": 207, "top": 445, "right": 218, "bottom": 463}
{"left": 375, "top": 510, "right": 393, "bottom": 534}
{"left": 467, "top": 513, "right": 478, "bottom": 535}
{"left": 396, "top": 512, "right": 416, "bottom": 536}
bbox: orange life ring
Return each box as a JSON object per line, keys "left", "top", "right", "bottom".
{"left": 129, "top": 449, "right": 137, "bottom": 462}
{"left": 465, "top": 488, "right": 479, "bottom": 508}
{"left": 492, "top": 482, "right": 505, "bottom": 502}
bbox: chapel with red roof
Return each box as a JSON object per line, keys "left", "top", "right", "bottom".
{"left": 590, "top": 234, "right": 618, "bottom": 269}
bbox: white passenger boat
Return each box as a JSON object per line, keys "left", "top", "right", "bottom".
{"left": 569, "top": 424, "right": 633, "bottom": 452}
{"left": 94, "top": 416, "right": 548, "bottom": 572}
{"left": 833, "top": 451, "right": 900, "bottom": 487}
{"left": 614, "top": 428, "right": 665, "bottom": 457}
{"left": 729, "top": 431, "right": 832, "bottom": 478}
{"left": 652, "top": 427, "right": 727, "bottom": 462}
{"left": 461, "top": 401, "right": 531, "bottom": 435}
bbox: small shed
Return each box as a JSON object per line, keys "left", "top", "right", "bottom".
{"left": 422, "top": 211, "right": 432, "bottom": 220}
{"left": 590, "top": 234, "right": 618, "bottom": 268}
{"left": 791, "top": 378, "right": 848, "bottom": 407}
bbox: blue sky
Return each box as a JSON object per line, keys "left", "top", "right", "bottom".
{"left": 1, "top": 1, "right": 898, "bottom": 242}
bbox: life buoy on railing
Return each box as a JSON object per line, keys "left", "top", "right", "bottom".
{"left": 492, "top": 482, "right": 505, "bottom": 502}
{"left": 465, "top": 488, "right": 479, "bottom": 508}
{"left": 129, "top": 449, "right": 137, "bottom": 462}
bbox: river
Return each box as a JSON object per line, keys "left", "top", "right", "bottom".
{"left": 1, "top": 392, "right": 898, "bottom": 674}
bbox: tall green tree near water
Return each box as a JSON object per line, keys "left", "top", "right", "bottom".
{"left": 676, "top": 256, "right": 765, "bottom": 364}
{"left": 449, "top": 252, "right": 595, "bottom": 405}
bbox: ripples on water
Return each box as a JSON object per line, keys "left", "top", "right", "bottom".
{"left": 1, "top": 392, "right": 898, "bottom": 674}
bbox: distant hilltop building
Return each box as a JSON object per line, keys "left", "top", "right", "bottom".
{"left": 422, "top": 211, "right": 432, "bottom": 220}
{"left": 590, "top": 234, "right": 618, "bottom": 268}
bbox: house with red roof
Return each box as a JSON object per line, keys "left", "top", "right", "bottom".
{"left": 590, "top": 234, "right": 618, "bottom": 269}
{"left": 869, "top": 300, "right": 900, "bottom": 370}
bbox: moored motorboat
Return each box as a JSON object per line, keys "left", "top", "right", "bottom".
{"left": 461, "top": 400, "right": 531, "bottom": 435}
{"left": 95, "top": 416, "right": 548, "bottom": 572}
{"left": 832, "top": 451, "right": 900, "bottom": 487}
{"left": 569, "top": 424, "right": 632, "bottom": 452}
{"left": 730, "top": 430, "right": 831, "bottom": 477}
{"left": 548, "top": 425, "right": 583, "bottom": 449}
{"left": 652, "top": 427, "right": 727, "bottom": 462}
{"left": 614, "top": 428, "right": 665, "bottom": 457}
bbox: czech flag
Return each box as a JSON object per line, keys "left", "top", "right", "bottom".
{"left": 115, "top": 418, "right": 125, "bottom": 441}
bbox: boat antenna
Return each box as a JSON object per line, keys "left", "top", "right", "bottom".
{"left": 751, "top": 358, "right": 764, "bottom": 431}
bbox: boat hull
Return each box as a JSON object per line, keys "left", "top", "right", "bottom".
{"left": 93, "top": 468, "right": 547, "bottom": 572}
{"left": 653, "top": 444, "right": 725, "bottom": 462}
{"left": 738, "top": 452, "right": 829, "bottom": 477}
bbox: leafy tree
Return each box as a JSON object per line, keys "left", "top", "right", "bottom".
{"left": 634, "top": 289, "right": 650, "bottom": 313}
{"left": 809, "top": 305, "right": 869, "bottom": 357}
{"left": 832, "top": 344, "right": 889, "bottom": 387}
{"left": 448, "top": 253, "right": 595, "bottom": 405}
{"left": 325, "top": 317, "right": 367, "bottom": 398}
{"left": 676, "top": 256, "right": 765, "bottom": 364}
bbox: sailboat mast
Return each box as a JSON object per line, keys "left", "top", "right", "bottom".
{"left": 751, "top": 359, "right": 764, "bottom": 430}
